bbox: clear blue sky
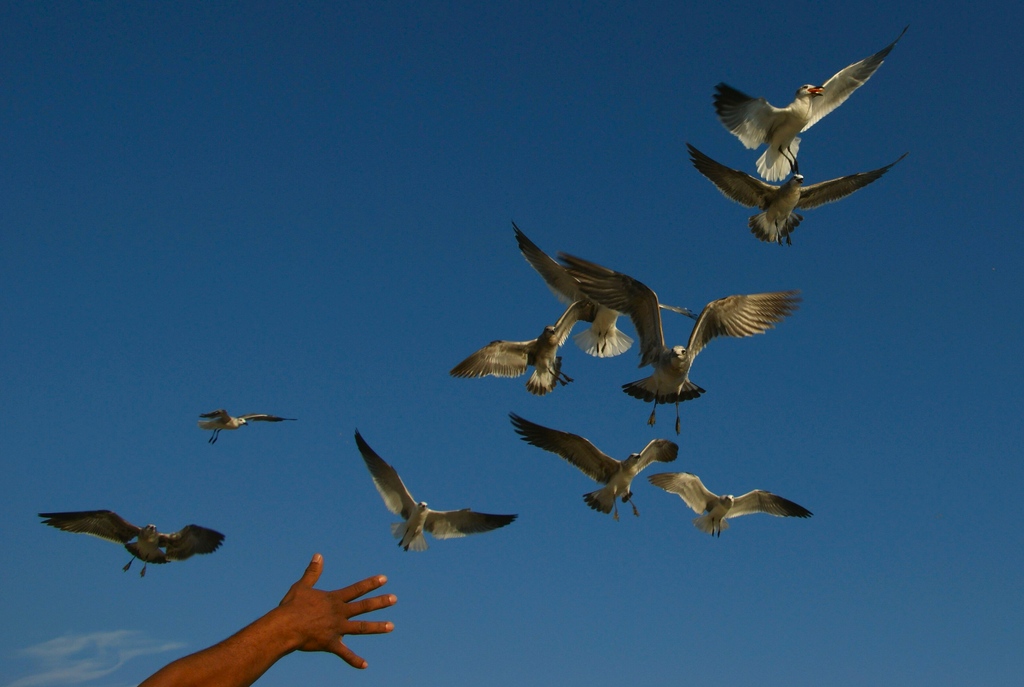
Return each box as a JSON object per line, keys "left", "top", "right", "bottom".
{"left": 2, "top": 2, "right": 1022, "bottom": 685}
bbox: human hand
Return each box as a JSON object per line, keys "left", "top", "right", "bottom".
{"left": 275, "top": 553, "right": 396, "bottom": 669}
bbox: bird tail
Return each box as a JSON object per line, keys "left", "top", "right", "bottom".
{"left": 621, "top": 377, "right": 705, "bottom": 403}
{"left": 749, "top": 212, "right": 803, "bottom": 245}
{"left": 756, "top": 137, "right": 800, "bottom": 182}
{"left": 573, "top": 325, "right": 633, "bottom": 358}
{"left": 391, "top": 522, "right": 428, "bottom": 551}
{"left": 526, "top": 356, "right": 566, "bottom": 395}
{"left": 693, "top": 514, "right": 728, "bottom": 536}
{"left": 582, "top": 487, "right": 615, "bottom": 514}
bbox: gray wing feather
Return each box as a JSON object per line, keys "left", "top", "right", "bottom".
{"left": 238, "top": 413, "right": 296, "bottom": 422}
{"left": 688, "top": 143, "right": 777, "bottom": 208}
{"left": 647, "top": 472, "right": 716, "bottom": 515}
{"left": 713, "top": 83, "right": 783, "bottom": 149}
{"left": 509, "top": 413, "right": 619, "bottom": 483}
{"left": 730, "top": 490, "right": 813, "bottom": 519}
{"left": 39, "top": 510, "right": 140, "bottom": 543}
{"left": 162, "top": 525, "right": 225, "bottom": 560}
{"left": 450, "top": 340, "right": 533, "bottom": 379}
{"left": 798, "top": 153, "right": 907, "bottom": 209}
{"left": 623, "top": 439, "right": 679, "bottom": 473}
{"left": 686, "top": 291, "right": 801, "bottom": 359}
{"left": 354, "top": 431, "right": 418, "bottom": 519}
{"left": 425, "top": 509, "right": 517, "bottom": 539}
{"left": 514, "top": 223, "right": 587, "bottom": 304}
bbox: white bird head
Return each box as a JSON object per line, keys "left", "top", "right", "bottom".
{"left": 238, "top": 418, "right": 249, "bottom": 426}
{"left": 140, "top": 524, "right": 158, "bottom": 541}
{"left": 796, "top": 84, "right": 824, "bottom": 98}
{"left": 417, "top": 502, "right": 429, "bottom": 512}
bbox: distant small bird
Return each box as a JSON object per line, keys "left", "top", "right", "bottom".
{"left": 688, "top": 144, "right": 907, "bottom": 245}
{"left": 198, "top": 409, "right": 296, "bottom": 444}
{"left": 514, "top": 222, "right": 696, "bottom": 357}
{"left": 39, "top": 510, "right": 224, "bottom": 576}
{"left": 509, "top": 413, "right": 678, "bottom": 520}
{"left": 354, "top": 431, "right": 517, "bottom": 551}
{"left": 648, "top": 472, "right": 812, "bottom": 537}
{"left": 560, "top": 252, "right": 799, "bottom": 433}
{"left": 450, "top": 300, "right": 585, "bottom": 395}
{"left": 714, "top": 26, "right": 907, "bottom": 181}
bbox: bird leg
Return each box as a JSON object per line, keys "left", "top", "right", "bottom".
{"left": 557, "top": 371, "right": 574, "bottom": 386}
{"left": 647, "top": 402, "right": 658, "bottom": 426}
{"left": 123, "top": 556, "right": 135, "bottom": 573}
{"left": 780, "top": 144, "right": 799, "bottom": 176}
{"left": 208, "top": 429, "right": 219, "bottom": 444}
{"left": 624, "top": 492, "right": 640, "bottom": 517}
{"left": 140, "top": 563, "right": 147, "bottom": 577}
{"left": 613, "top": 503, "right": 620, "bottom": 521}
{"left": 674, "top": 402, "right": 681, "bottom": 435}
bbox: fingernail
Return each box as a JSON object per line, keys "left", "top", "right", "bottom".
{"left": 312, "top": 553, "right": 323, "bottom": 563}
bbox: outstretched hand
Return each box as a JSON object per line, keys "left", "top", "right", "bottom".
{"left": 275, "top": 553, "right": 396, "bottom": 669}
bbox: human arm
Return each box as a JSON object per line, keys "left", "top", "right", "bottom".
{"left": 139, "top": 553, "right": 396, "bottom": 687}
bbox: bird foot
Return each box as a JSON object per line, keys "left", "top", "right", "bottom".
{"left": 647, "top": 408, "right": 657, "bottom": 426}
{"left": 123, "top": 559, "right": 133, "bottom": 573}
{"left": 631, "top": 502, "right": 640, "bottom": 517}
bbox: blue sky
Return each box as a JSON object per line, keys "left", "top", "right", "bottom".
{"left": 2, "top": 2, "right": 1022, "bottom": 685}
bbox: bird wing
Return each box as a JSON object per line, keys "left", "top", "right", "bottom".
{"left": 558, "top": 252, "right": 666, "bottom": 366}
{"left": 509, "top": 413, "right": 619, "bottom": 483}
{"left": 514, "top": 222, "right": 586, "bottom": 304}
{"left": 713, "top": 83, "right": 786, "bottom": 149}
{"left": 551, "top": 300, "right": 589, "bottom": 345}
{"left": 450, "top": 339, "right": 533, "bottom": 379}
{"left": 687, "top": 143, "right": 776, "bottom": 208}
{"left": 39, "top": 510, "right": 140, "bottom": 543}
{"left": 199, "top": 409, "right": 231, "bottom": 420}
{"left": 238, "top": 413, "right": 297, "bottom": 422}
{"left": 647, "top": 472, "right": 716, "bottom": 515}
{"left": 624, "top": 439, "right": 679, "bottom": 474}
{"left": 729, "top": 490, "right": 814, "bottom": 519}
{"left": 424, "top": 509, "right": 518, "bottom": 539}
{"left": 161, "top": 525, "right": 225, "bottom": 560}
{"left": 686, "top": 291, "right": 801, "bottom": 360}
{"left": 354, "top": 431, "right": 418, "bottom": 519}
{"left": 797, "top": 153, "right": 907, "bottom": 209}
{"left": 805, "top": 26, "right": 908, "bottom": 130}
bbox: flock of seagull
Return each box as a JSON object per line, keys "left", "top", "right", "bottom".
{"left": 39, "top": 27, "right": 908, "bottom": 568}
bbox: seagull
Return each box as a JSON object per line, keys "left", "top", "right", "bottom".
{"left": 509, "top": 413, "right": 678, "bottom": 520}
{"left": 514, "top": 222, "right": 696, "bottom": 357}
{"left": 198, "top": 409, "right": 296, "bottom": 444}
{"left": 39, "top": 510, "right": 224, "bottom": 576}
{"left": 559, "top": 252, "right": 799, "bottom": 434}
{"left": 354, "top": 431, "right": 517, "bottom": 551}
{"left": 648, "top": 472, "right": 812, "bottom": 537}
{"left": 450, "top": 300, "right": 585, "bottom": 395}
{"left": 714, "top": 26, "right": 908, "bottom": 181}
{"left": 688, "top": 144, "right": 907, "bottom": 245}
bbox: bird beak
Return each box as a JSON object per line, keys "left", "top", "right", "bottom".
{"left": 808, "top": 87, "right": 824, "bottom": 97}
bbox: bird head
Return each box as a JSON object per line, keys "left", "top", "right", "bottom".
{"left": 417, "top": 502, "right": 428, "bottom": 512}
{"left": 239, "top": 418, "right": 249, "bottom": 426}
{"left": 140, "top": 524, "right": 159, "bottom": 541}
{"left": 797, "top": 84, "right": 824, "bottom": 98}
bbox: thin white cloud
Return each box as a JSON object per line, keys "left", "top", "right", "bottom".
{"left": 5, "top": 630, "right": 185, "bottom": 687}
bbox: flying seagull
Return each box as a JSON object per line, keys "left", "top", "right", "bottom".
{"left": 450, "top": 300, "right": 585, "bottom": 395}
{"left": 714, "top": 26, "right": 907, "bottom": 181}
{"left": 513, "top": 222, "right": 696, "bottom": 357}
{"left": 559, "top": 252, "right": 799, "bottom": 434}
{"left": 509, "top": 413, "right": 678, "bottom": 520}
{"left": 354, "top": 431, "right": 517, "bottom": 551}
{"left": 648, "top": 472, "right": 812, "bottom": 537}
{"left": 198, "top": 409, "right": 296, "bottom": 443}
{"left": 39, "top": 510, "right": 224, "bottom": 576}
{"left": 688, "top": 144, "right": 907, "bottom": 245}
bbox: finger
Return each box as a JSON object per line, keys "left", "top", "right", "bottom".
{"left": 295, "top": 552, "right": 324, "bottom": 590}
{"left": 343, "top": 620, "right": 395, "bottom": 636}
{"left": 343, "top": 593, "right": 398, "bottom": 618}
{"left": 336, "top": 574, "right": 388, "bottom": 603}
{"left": 332, "top": 640, "right": 368, "bottom": 670}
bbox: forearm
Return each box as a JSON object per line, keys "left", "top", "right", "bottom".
{"left": 138, "top": 606, "right": 301, "bottom": 687}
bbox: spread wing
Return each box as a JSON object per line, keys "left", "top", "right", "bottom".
{"left": 199, "top": 409, "right": 231, "bottom": 421}
{"left": 558, "top": 252, "right": 665, "bottom": 366}
{"left": 623, "top": 439, "right": 679, "bottom": 474}
{"left": 237, "top": 413, "right": 297, "bottom": 422}
{"left": 688, "top": 143, "right": 777, "bottom": 208}
{"left": 450, "top": 339, "right": 533, "bottom": 379}
{"left": 39, "top": 510, "right": 140, "bottom": 543}
{"left": 552, "top": 300, "right": 589, "bottom": 344}
{"left": 647, "top": 472, "right": 716, "bottom": 515}
{"left": 161, "top": 525, "right": 225, "bottom": 560}
{"left": 798, "top": 153, "right": 907, "bottom": 209}
{"left": 713, "top": 83, "right": 785, "bottom": 149}
{"left": 730, "top": 490, "right": 813, "bottom": 519}
{"left": 805, "top": 26, "right": 908, "bottom": 130}
{"left": 424, "top": 509, "right": 517, "bottom": 539}
{"left": 686, "top": 291, "right": 801, "bottom": 360}
{"left": 354, "top": 431, "right": 418, "bottom": 519}
{"left": 509, "top": 412, "right": 619, "bottom": 484}
{"left": 514, "top": 222, "right": 587, "bottom": 304}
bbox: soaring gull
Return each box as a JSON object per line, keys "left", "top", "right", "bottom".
{"left": 688, "top": 144, "right": 907, "bottom": 244}
{"left": 198, "top": 408, "right": 297, "bottom": 444}
{"left": 514, "top": 222, "right": 696, "bottom": 357}
{"left": 450, "top": 300, "right": 586, "bottom": 395}
{"left": 559, "top": 252, "right": 799, "bottom": 433}
{"left": 509, "top": 413, "right": 678, "bottom": 520}
{"left": 39, "top": 510, "right": 224, "bottom": 576}
{"left": 354, "top": 431, "right": 517, "bottom": 551}
{"left": 714, "top": 26, "right": 907, "bottom": 181}
{"left": 648, "top": 472, "right": 812, "bottom": 537}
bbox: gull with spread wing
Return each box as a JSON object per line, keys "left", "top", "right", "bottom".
{"left": 714, "top": 26, "right": 907, "bottom": 181}
{"left": 450, "top": 300, "right": 585, "bottom": 395}
{"left": 688, "top": 144, "right": 907, "bottom": 245}
{"left": 354, "top": 431, "right": 517, "bottom": 551}
{"left": 559, "top": 253, "right": 799, "bottom": 434}
{"left": 514, "top": 222, "right": 696, "bottom": 357}
{"left": 198, "top": 408, "right": 296, "bottom": 444}
{"left": 39, "top": 510, "right": 224, "bottom": 576}
{"left": 509, "top": 413, "right": 677, "bottom": 520}
{"left": 648, "top": 472, "right": 812, "bottom": 537}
